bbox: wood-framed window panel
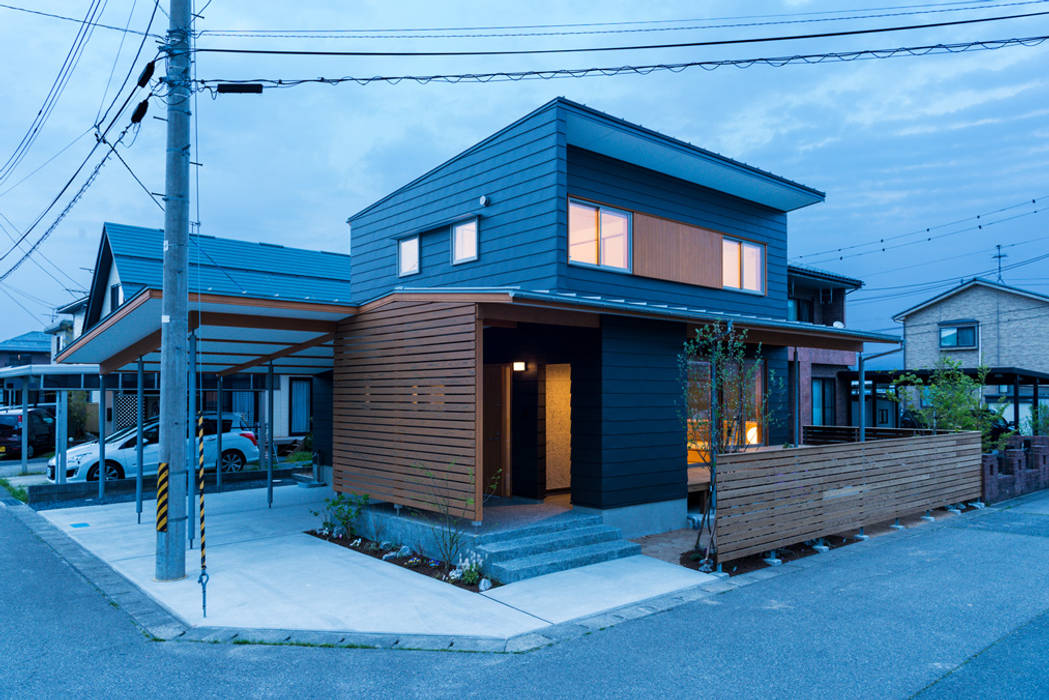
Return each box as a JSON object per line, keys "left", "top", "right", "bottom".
{"left": 722, "top": 238, "right": 765, "bottom": 295}
{"left": 567, "top": 198, "right": 632, "bottom": 273}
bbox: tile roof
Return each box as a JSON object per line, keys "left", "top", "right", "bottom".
{"left": 0, "top": 331, "right": 51, "bottom": 353}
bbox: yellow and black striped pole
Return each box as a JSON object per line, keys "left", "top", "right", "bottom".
{"left": 196, "top": 415, "right": 209, "bottom": 617}
{"left": 156, "top": 462, "right": 169, "bottom": 532}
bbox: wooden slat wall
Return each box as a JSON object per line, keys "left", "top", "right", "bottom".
{"left": 715, "top": 432, "right": 981, "bottom": 562}
{"left": 332, "top": 300, "right": 482, "bottom": 520}
{"left": 802, "top": 425, "right": 944, "bottom": 445}
{"left": 632, "top": 212, "right": 722, "bottom": 288}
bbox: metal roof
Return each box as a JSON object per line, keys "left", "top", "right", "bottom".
{"left": 103, "top": 222, "right": 352, "bottom": 304}
{"left": 0, "top": 331, "right": 51, "bottom": 354}
{"left": 787, "top": 263, "right": 864, "bottom": 289}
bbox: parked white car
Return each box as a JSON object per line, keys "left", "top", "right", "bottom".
{"left": 47, "top": 417, "right": 260, "bottom": 482}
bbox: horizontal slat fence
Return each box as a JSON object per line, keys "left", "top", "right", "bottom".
{"left": 332, "top": 299, "right": 481, "bottom": 520}
{"left": 802, "top": 425, "right": 945, "bottom": 445}
{"left": 715, "top": 432, "right": 981, "bottom": 562}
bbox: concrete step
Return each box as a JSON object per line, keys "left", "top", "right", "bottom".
{"left": 476, "top": 525, "right": 622, "bottom": 564}
{"left": 488, "top": 539, "right": 642, "bottom": 584}
{"left": 474, "top": 513, "right": 603, "bottom": 545}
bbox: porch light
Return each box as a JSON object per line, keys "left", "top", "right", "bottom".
{"left": 513, "top": 361, "right": 526, "bottom": 372}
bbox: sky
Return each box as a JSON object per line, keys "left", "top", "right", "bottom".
{"left": 0, "top": 0, "right": 1047, "bottom": 366}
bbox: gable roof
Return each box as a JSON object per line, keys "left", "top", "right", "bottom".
{"left": 0, "top": 331, "right": 51, "bottom": 354}
{"left": 350, "top": 97, "right": 824, "bottom": 221}
{"left": 893, "top": 277, "right": 1049, "bottom": 322}
{"left": 84, "top": 223, "right": 352, "bottom": 329}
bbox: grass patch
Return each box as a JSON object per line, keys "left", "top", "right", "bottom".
{"left": 285, "top": 451, "right": 313, "bottom": 463}
{"left": 0, "top": 477, "right": 27, "bottom": 502}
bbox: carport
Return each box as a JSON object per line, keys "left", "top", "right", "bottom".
{"left": 55, "top": 286, "right": 354, "bottom": 521}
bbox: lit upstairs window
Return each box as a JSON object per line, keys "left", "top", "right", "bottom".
{"left": 723, "top": 238, "right": 764, "bottom": 293}
{"left": 568, "top": 199, "right": 631, "bottom": 271}
{"left": 452, "top": 219, "right": 478, "bottom": 264}
{"left": 398, "top": 236, "right": 419, "bottom": 276}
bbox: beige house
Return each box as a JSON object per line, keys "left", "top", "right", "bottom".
{"left": 893, "top": 277, "right": 1049, "bottom": 428}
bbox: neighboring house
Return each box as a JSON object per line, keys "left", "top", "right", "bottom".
{"left": 0, "top": 331, "right": 53, "bottom": 406}
{"left": 66, "top": 223, "right": 348, "bottom": 440}
{"left": 892, "top": 277, "right": 1049, "bottom": 428}
{"left": 44, "top": 297, "right": 88, "bottom": 360}
{"left": 58, "top": 98, "right": 895, "bottom": 538}
{"left": 787, "top": 264, "right": 863, "bottom": 428}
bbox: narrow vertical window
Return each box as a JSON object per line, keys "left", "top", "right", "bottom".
{"left": 398, "top": 236, "right": 419, "bottom": 276}
{"left": 569, "top": 201, "right": 599, "bottom": 265}
{"left": 722, "top": 240, "right": 740, "bottom": 289}
{"left": 600, "top": 208, "right": 630, "bottom": 269}
{"left": 452, "top": 219, "right": 478, "bottom": 264}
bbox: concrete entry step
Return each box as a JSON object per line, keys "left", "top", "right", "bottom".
{"left": 473, "top": 512, "right": 603, "bottom": 545}
{"left": 487, "top": 538, "right": 643, "bottom": 584}
{"left": 476, "top": 524, "right": 623, "bottom": 564}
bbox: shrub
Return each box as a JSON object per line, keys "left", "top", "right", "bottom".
{"left": 312, "top": 493, "right": 369, "bottom": 539}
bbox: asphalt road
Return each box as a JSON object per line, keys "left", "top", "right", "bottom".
{"left": 4, "top": 493, "right": 1049, "bottom": 699}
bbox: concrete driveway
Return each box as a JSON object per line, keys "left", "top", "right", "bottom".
{"left": 38, "top": 485, "right": 713, "bottom": 638}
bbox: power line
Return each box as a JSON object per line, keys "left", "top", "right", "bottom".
{"left": 0, "top": 283, "right": 46, "bottom": 324}
{"left": 0, "top": 0, "right": 106, "bottom": 186}
{"left": 0, "top": 2, "right": 162, "bottom": 37}
{"left": 95, "top": 0, "right": 140, "bottom": 126}
{"left": 192, "top": 10, "right": 1049, "bottom": 58}
{"left": 0, "top": 127, "right": 93, "bottom": 199}
{"left": 0, "top": 210, "right": 82, "bottom": 292}
{"left": 197, "top": 1, "right": 1049, "bottom": 40}
{"left": 96, "top": 0, "right": 161, "bottom": 129}
{"left": 854, "top": 234, "right": 1049, "bottom": 283}
{"left": 794, "top": 195, "right": 1047, "bottom": 261}
{"left": 196, "top": 35, "right": 1049, "bottom": 91}
{"left": 199, "top": 1, "right": 1043, "bottom": 35}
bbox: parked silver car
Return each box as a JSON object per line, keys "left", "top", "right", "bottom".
{"left": 47, "top": 417, "right": 259, "bottom": 482}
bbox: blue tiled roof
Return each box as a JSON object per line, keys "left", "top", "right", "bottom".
{"left": 104, "top": 223, "right": 351, "bottom": 303}
{"left": 0, "top": 331, "right": 51, "bottom": 353}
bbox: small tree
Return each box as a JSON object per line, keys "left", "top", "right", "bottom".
{"left": 888, "top": 357, "right": 1007, "bottom": 452}
{"left": 679, "top": 321, "right": 775, "bottom": 566}
{"left": 413, "top": 464, "right": 502, "bottom": 577}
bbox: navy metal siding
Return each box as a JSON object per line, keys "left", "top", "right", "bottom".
{"left": 577, "top": 316, "right": 687, "bottom": 509}
{"left": 561, "top": 147, "right": 789, "bottom": 317}
{"left": 348, "top": 107, "right": 564, "bottom": 302}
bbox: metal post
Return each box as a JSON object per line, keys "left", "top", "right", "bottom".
{"left": 20, "top": 377, "right": 28, "bottom": 476}
{"left": 858, "top": 355, "right": 866, "bottom": 442}
{"left": 215, "top": 374, "right": 223, "bottom": 489}
{"left": 1035, "top": 379, "right": 1041, "bottom": 435}
{"left": 56, "top": 391, "right": 67, "bottom": 485}
{"left": 188, "top": 332, "right": 197, "bottom": 548}
{"left": 267, "top": 362, "right": 274, "bottom": 508}
{"left": 793, "top": 347, "right": 801, "bottom": 445}
{"left": 136, "top": 358, "right": 144, "bottom": 524}
{"left": 1013, "top": 375, "right": 1021, "bottom": 432}
{"left": 156, "top": 0, "right": 192, "bottom": 581}
{"left": 98, "top": 378, "right": 107, "bottom": 500}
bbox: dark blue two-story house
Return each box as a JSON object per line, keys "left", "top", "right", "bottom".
{"left": 335, "top": 97, "right": 894, "bottom": 537}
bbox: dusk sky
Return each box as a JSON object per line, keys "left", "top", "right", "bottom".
{"left": 1, "top": 0, "right": 1047, "bottom": 362}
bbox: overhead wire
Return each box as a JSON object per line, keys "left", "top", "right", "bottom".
{"left": 196, "top": 1, "right": 1049, "bottom": 40}
{"left": 0, "top": 210, "right": 82, "bottom": 292}
{"left": 95, "top": 0, "right": 140, "bottom": 126}
{"left": 191, "top": 10, "right": 1049, "bottom": 57}
{"left": 195, "top": 35, "right": 1049, "bottom": 91}
{"left": 0, "top": 2, "right": 163, "bottom": 37}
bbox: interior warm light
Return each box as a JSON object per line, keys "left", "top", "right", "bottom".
{"left": 746, "top": 424, "right": 760, "bottom": 445}
{"left": 513, "top": 361, "right": 526, "bottom": 372}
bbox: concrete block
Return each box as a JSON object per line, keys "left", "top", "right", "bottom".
{"left": 447, "top": 636, "right": 508, "bottom": 653}
{"left": 505, "top": 633, "right": 554, "bottom": 653}
{"left": 392, "top": 635, "right": 456, "bottom": 651}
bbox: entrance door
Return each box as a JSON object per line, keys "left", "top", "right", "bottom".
{"left": 483, "top": 364, "right": 511, "bottom": 497}
{"left": 544, "top": 363, "right": 572, "bottom": 491}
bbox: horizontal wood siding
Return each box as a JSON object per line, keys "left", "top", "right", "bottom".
{"left": 349, "top": 105, "right": 564, "bottom": 303}
{"left": 563, "top": 146, "right": 788, "bottom": 318}
{"left": 633, "top": 212, "right": 722, "bottom": 288}
{"left": 332, "top": 300, "right": 481, "bottom": 519}
{"left": 715, "top": 432, "right": 982, "bottom": 561}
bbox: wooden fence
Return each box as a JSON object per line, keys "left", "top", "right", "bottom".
{"left": 801, "top": 425, "right": 944, "bottom": 445}
{"left": 331, "top": 298, "right": 482, "bottom": 520}
{"left": 715, "top": 432, "right": 981, "bottom": 562}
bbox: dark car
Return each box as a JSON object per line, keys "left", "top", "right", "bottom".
{"left": 0, "top": 408, "right": 55, "bottom": 459}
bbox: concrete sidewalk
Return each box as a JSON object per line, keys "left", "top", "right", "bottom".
{"left": 37, "top": 485, "right": 714, "bottom": 642}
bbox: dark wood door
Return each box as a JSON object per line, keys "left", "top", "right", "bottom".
{"left": 483, "top": 364, "right": 511, "bottom": 498}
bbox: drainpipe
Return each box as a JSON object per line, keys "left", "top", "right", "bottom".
{"left": 858, "top": 341, "right": 904, "bottom": 442}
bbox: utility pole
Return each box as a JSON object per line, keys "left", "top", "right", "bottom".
{"left": 993, "top": 244, "right": 1007, "bottom": 283}
{"left": 156, "top": 0, "right": 192, "bottom": 581}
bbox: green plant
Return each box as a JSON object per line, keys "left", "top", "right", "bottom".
{"left": 888, "top": 358, "right": 1007, "bottom": 452}
{"left": 0, "top": 477, "right": 27, "bottom": 502}
{"left": 300, "top": 433, "right": 313, "bottom": 452}
{"left": 312, "top": 493, "right": 369, "bottom": 538}
{"left": 1024, "top": 404, "right": 1049, "bottom": 437}
{"left": 285, "top": 450, "right": 313, "bottom": 463}
{"left": 457, "top": 552, "right": 483, "bottom": 585}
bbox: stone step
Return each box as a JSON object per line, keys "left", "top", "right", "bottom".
{"left": 476, "top": 525, "right": 623, "bottom": 564}
{"left": 488, "top": 539, "right": 642, "bottom": 584}
{"left": 474, "top": 513, "right": 603, "bottom": 545}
